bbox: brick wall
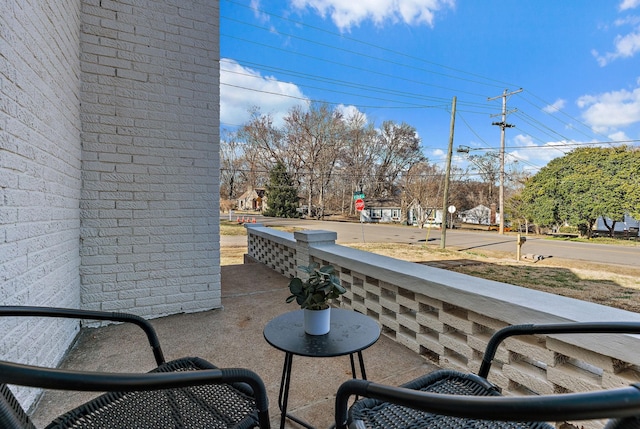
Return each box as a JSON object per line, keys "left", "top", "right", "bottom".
{"left": 79, "top": 0, "right": 221, "bottom": 316}
{"left": 1, "top": 0, "right": 220, "bottom": 409}
{"left": 0, "top": 0, "right": 83, "bottom": 406}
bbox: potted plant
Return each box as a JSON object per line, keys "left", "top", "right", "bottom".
{"left": 286, "top": 263, "right": 346, "bottom": 335}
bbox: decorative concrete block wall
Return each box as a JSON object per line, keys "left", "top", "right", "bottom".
{"left": 0, "top": 0, "right": 83, "bottom": 407}
{"left": 247, "top": 226, "right": 640, "bottom": 429}
{"left": 246, "top": 224, "right": 297, "bottom": 278}
{"left": 79, "top": 0, "right": 221, "bottom": 317}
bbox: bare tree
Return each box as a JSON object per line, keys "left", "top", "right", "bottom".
{"left": 220, "top": 129, "right": 243, "bottom": 200}
{"left": 401, "top": 161, "right": 441, "bottom": 226}
{"left": 467, "top": 153, "right": 500, "bottom": 206}
{"left": 373, "top": 121, "right": 424, "bottom": 198}
{"left": 238, "top": 108, "right": 287, "bottom": 172}
{"left": 337, "top": 111, "right": 377, "bottom": 214}
{"left": 284, "top": 103, "right": 345, "bottom": 218}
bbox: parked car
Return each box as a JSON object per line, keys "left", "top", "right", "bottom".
{"left": 296, "top": 205, "right": 317, "bottom": 218}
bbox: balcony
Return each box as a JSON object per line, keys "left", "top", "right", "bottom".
{"left": 27, "top": 224, "right": 640, "bottom": 429}
{"left": 30, "top": 263, "right": 436, "bottom": 428}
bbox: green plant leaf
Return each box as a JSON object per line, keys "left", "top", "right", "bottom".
{"left": 319, "top": 265, "right": 334, "bottom": 275}
{"left": 285, "top": 264, "right": 346, "bottom": 308}
{"left": 288, "top": 278, "right": 303, "bottom": 294}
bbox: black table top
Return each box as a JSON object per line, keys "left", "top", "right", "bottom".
{"left": 263, "top": 308, "right": 381, "bottom": 357}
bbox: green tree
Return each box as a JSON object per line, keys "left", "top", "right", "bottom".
{"left": 520, "top": 146, "right": 640, "bottom": 238}
{"left": 264, "top": 162, "right": 300, "bottom": 218}
{"left": 520, "top": 158, "right": 562, "bottom": 228}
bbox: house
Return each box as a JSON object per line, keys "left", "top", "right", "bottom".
{"left": 459, "top": 204, "right": 501, "bottom": 226}
{"left": 594, "top": 214, "right": 640, "bottom": 237}
{"left": 406, "top": 200, "right": 443, "bottom": 228}
{"left": 359, "top": 199, "right": 402, "bottom": 223}
{"left": 237, "top": 187, "right": 266, "bottom": 211}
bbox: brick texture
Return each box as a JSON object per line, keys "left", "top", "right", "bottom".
{"left": 79, "top": 0, "right": 220, "bottom": 317}
{"left": 1, "top": 0, "right": 83, "bottom": 406}
{"left": 2, "top": 0, "right": 220, "bottom": 409}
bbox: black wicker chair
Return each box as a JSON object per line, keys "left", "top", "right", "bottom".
{"left": 0, "top": 306, "right": 270, "bottom": 429}
{"left": 335, "top": 322, "right": 640, "bottom": 429}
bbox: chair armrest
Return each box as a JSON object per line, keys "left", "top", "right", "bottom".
{"left": 0, "top": 360, "right": 265, "bottom": 395}
{"left": 335, "top": 379, "right": 640, "bottom": 429}
{"left": 0, "top": 360, "right": 271, "bottom": 428}
{"left": 0, "top": 306, "right": 165, "bottom": 365}
{"left": 479, "top": 322, "right": 640, "bottom": 378}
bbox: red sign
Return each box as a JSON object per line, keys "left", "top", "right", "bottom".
{"left": 355, "top": 198, "right": 365, "bottom": 211}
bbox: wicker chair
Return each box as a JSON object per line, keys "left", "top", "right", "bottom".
{"left": 335, "top": 322, "right": 640, "bottom": 429}
{"left": 0, "top": 306, "right": 270, "bottom": 429}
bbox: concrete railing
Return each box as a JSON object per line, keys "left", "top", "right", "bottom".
{"left": 245, "top": 224, "right": 640, "bottom": 429}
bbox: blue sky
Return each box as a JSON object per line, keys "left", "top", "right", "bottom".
{"left": 220, "top": 0, "right": 640, "bottom": 174}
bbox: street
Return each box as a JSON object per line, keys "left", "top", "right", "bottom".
{"left": 232, "top": 214, "right": 640, "bottom": 268}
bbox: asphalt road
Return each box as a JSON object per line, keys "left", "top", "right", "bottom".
{"left": 229, "top": 214, "right": 640, "bottom": 268}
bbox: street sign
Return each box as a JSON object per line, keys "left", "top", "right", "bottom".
{"left": 353, "top": 192, "right": 365, "bottom": 200}
{"left": 448, "top": 205, "right": 456, "bottom": 214}
{"left": 355, "top": 198, "right": 365, "bottom": 211}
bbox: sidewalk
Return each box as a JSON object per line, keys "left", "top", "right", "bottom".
{"left": 31, "top": 262, "right": 437, "bottom": 428}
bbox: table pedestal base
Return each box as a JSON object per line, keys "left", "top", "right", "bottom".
{"left": 277, "top": 351, "right": 367, "bottom": 429}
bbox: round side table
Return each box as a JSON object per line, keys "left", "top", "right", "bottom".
{"left": 264, "top": 308, "right": 381, "bottom": 429}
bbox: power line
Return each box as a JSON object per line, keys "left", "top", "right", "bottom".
{"left": 221, "top": 64, "right": 451, "bottom": 108}
{"left": 520, "top": 91, "right": 613, "bottom": 144}
{"left": 221, "top": 59, "right": 458, "bottom": 106}
{"left": 221, "top": 32, "right": 496, "bottom": 100}
{"left": 220, "top": 1, "right": 639, "bottom": 159}
{"left": 222, "top": 0, "right": 519, "bottom": 90}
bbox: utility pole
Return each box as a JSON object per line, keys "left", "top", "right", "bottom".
{"left": 488, "top": 88, "right": 521, "bottom": 235}
{"left": 440, "top": 96, "right": 456, "bottom": 249}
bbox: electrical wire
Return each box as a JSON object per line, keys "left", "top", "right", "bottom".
{"left": 222, "top": 0, "right": 519, "bottom": 89}
{"left": 220, "top": 1, "right": 640, "bottom": 157}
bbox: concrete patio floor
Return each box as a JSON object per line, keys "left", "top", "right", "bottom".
{"left": 31, "top": 262, "right": 438, "bottom": 429}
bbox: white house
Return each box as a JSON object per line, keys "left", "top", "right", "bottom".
{"left": 406, "top": 200, "right": 443, "bottom": 228}
{"left": 357, "top": 198, "right": 402, "bottom": 223}
{"left": 459, "top": 204, "right": 501, "bottom": 226}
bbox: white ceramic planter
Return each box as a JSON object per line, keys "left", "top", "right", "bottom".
{"left": 303, "top": 308, "right": 331, "bottom": 335}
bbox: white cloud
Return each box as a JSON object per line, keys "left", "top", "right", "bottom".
{"left": 608, "top": 130, "right": 631, "bottom": 141}
{"left": 593, "top": 28, "right": 640, "bottom": 66}
{"left": 614, "top": 15, "right": 640, "bottom": 26}
{"left": 593, "top": 3, "right": 640, "bottom": 66}
{"left": 620, "top": 0, "right": 640, "bottom": 11}
{"left": 577, "top": 86, "right": 640, "bottom": 132}
{"left": 220, "top": 59, "right": 309, "bottom": 127}
{"left": 289, "top": 0, "right": 454, "bottom": 31}
{"left": 335, "top": 104, "right": 367, "bottom": 122}
{"left": 542, "top": 99, "right": 566, "bottom": 113}
{"left": 432, "top": 148, "right": 445, "bottom": 158}
{"left": 250, "top": 0, "right": 270, "bottom": 23}
{"left": 508, "top": 135, "right": 570, "bottom": 169}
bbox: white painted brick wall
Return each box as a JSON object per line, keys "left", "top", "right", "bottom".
{"left": 79, "top": 0, "right": 221, "bottom": 317}
{"left": 2, "top": 0, "right": 220, "bottom": 411}
{"left": 1, "top": 0, "right": 83, "bottom": 407}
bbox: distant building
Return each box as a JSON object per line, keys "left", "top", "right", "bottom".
{"left": 459, "top": 204, "right": 501, "bottom": 226}
{"left": 406, "top": 200, "right": 442, "bottom": 228}
{"left": 237, "top": 187, "right": 266, "bottom": 211}
{"left": 594, "top": 214, "right": 640, "bottom": 236}
{"left": 359, "top": 199, "right": 402, "bottom": 223}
